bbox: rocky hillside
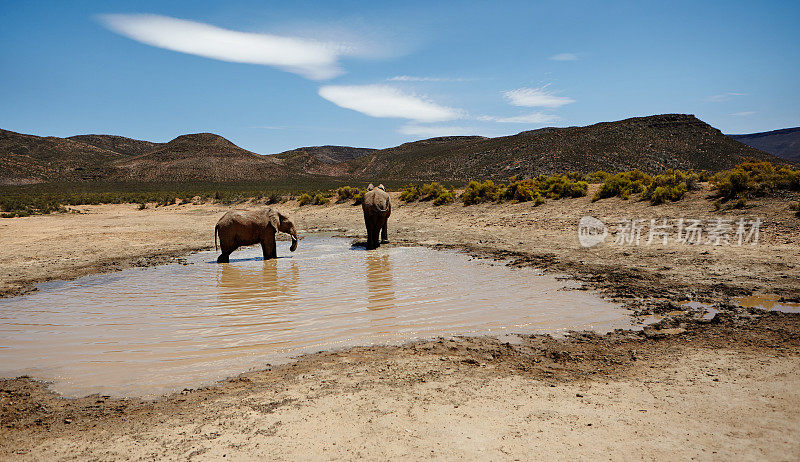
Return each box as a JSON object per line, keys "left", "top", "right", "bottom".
{"left": 728, "top": 127, "right": 800, "bottom": 163}
{"left": 111, "top": 133, "right": 286, "bottom": 182}
{"left": 1, "top": 114, "right": 788, "bottom": 185}
{"left": 67, "top": 134, "right": 162, "bottom": 157}
{"left": 271, "top": 146, "right": 377, "bottom": 176}
{"left": 342, "top": 115, "right": 784, "bottom": 181}
{"left": 1, "top": 129, "right": 128, "bottom": 184}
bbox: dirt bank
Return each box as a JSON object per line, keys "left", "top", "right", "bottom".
{"left": 2, "top": 184, "right": 800, "bottom": 459}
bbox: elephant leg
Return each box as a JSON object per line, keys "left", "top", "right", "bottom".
{"left": 380, "top": 221, "right": 388, "bottom": 243}
{"left": 217, "top": 244, "right": 233, "bottom": 263}
{"left": 262, "top": 231, "right": 277, "bottom": 260}
{"left": 366, "top": 224, "right": 376, "bottom": 250}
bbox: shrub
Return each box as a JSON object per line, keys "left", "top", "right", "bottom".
{"left": 713, "top": 161, "right": 800, "bottom": 199}
{"left": 297, "top": 193, "right": 313, "bottom": 206}
{"left": 419, "top": 182, "right": 447, "bottom": 201}
{"left": 336, "top": 186, "right": 365, "bottom": 204}
{"left": 399, "top": 185, "right": 420, "bottom": 202}
{"left": 501, "top": 178, "right": 540, "bottom": 202}
{"left": 138, "top": 202, "right": 147, "bottom": 210}
{"left": 587, "top": 171, "right": 610, "bottom": 183}
{"left": 266, "top": 193, "right": 283, "bottom": 204}
{"left": 461, "top": 180, "right": 501, "bottom": 205}
{"left": 592, "top": 171, "right": 651, "bottom": 202}
{"left": 352, "top": 189, "right": 366, "bottom": 205}
{"left": 432, "top": 190, "right": 455, "bottom": 205}
{"left": 642, "top": 170, "right": 697, "bottom": 205}
{"left": 312, "top": 193, "right": 329, "bottom": 205}
{"left": 733, "top": 193, "right": 748, "bottom": 209}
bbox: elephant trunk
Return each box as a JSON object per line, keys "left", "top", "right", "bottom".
{"left": 289, "top": 227, "right": 298, "bottom": 252}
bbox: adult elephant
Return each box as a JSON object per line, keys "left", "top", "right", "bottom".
{"left": 214, "top": 208, "right": 298, "bottom": 263}
{"left": 362, "top": 184, "right": 391, "bottom": 250}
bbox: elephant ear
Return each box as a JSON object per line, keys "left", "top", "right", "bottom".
{"left": 368, "top": 183, "right": 374, "bottom": 191}
{"left": 377, "top": 184, "right": 385, "bottom": 191}
{"left": 267, "top": 208, "right": 280, "bottom": 230}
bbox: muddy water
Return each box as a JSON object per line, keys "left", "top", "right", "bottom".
{"left": 0, "top": 236, "right": 633, "bottom": 398}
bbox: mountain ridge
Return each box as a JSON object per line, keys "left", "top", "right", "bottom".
{"left": 728, "top": 127, "right": 800, "bottom": 163}
{"left": 1, "top": 114, "right": 791, "bottom": 185}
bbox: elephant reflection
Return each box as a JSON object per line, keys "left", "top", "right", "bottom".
{"left": 217, "top": 260, "right": 299, "bottom": 308}
{"left": 365, "top": 252, "right": 395, "bottom": 311}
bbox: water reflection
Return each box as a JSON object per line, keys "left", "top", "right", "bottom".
{"left": 366, "top": 252, "right": 395, "bottom": 311}
{"left": 0, "top": 236, "right": 633, "bottom": 398}
{"left": 217, "top": 260, "right": 300, "bottom": 308}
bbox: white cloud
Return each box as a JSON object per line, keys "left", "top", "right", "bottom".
{"left": 318, "top": 85, "right": 461, "bottom": 122}
{"left": 388, "top": 75, "right": 470, "bottom": 82}
{"left": 98, "top": 14, "right": 365, "bottom": 80}
{"left": 705, "top": 92, "right": 746, "bottom": 103}
{"left": 479, "top": 112, "right": 560, "bottom": 124}
{"left": 730, "top": 111, "right": 756, "bottom": 117}
{"left": 398, "top": 124, "right": 477, "bottom": 137}
{"left": 503, "top": 86, "right": 575, "bottom": 108}
{"left": 548, "top": 53, "right": 578, "bottom": 61}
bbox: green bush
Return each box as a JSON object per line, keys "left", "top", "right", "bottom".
{"left": 352, "top": 189, "right": 366, "bottom": 205}
{"left": 297, "top": 193, "right": 313, "bottom": 206}
{"left": 713, "top": 160, "right": 800, "bottom": 199}
{"left": 592, "top": 171, "right": 651, "bottom": 202}
{"left": 501, "top": 178, "right": 541, "bottom": 202}
{"left": 399, "top": 185, "right": 420, "bottom": 202}
{"left": 461, "top": 180, "right": 501, "bottom": 205}
{"left": 642, "top": 170, "right": 697, "bottom": 205}
{"left": 432, "top": 190, "right": 455, "bottom": 205}
{"left": 419, "top": 182, "right": 447, "bottom": 201}
{"left": 336, "top": 186, "right": 365, "bottom": 204}
{"left": 733, "top": 193, "right": 748, "bottom": 209}
{"left": 312, "top": 193, "right": 329, "bottom": 205}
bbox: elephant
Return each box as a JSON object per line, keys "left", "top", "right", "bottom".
{"left": 362, "top": 184, "right": 391, "bottom": 250}
{"left": 214, "top": 208, "right": 298, "bottom": 263}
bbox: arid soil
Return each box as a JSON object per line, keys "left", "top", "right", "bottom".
{"left": 2, "top": 184, "right": 800, "bottom": 460}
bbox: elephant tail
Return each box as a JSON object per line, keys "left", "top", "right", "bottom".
{"left": 214, "top": 225, "right": 219, "bottom": 251}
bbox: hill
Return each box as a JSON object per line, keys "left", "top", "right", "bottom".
{"left": 271, "top": 146, "right": 377, "bottom": 176}
{"left": 0, "top": 129, "right": 128, "bottom": 184}
{"left": 67, "top": 134, "right": 162, "bottom": 157}
{"left": 728, "top": 127, "right": 800, "bottom": 163}
{"left": 111, "top": 133, "right": 287, "bottom": 182}
{"left": 342, "top": 114, "right": 784, "bottom": 181}
{"left": 1, "top": 114, "right": 788, "bottom": 186}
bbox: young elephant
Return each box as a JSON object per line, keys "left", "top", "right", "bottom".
{"left": 214, "top": 208, "right": 298, "bottom": 263}
{"left": 362, "top": 184, "right": 391, "bottom": 250}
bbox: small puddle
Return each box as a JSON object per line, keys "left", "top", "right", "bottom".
{"left": 734, "top": 295, "right": 800, "bottom": 313}
{"left": 0, "top": 236, "right": 634, "bottom": 398}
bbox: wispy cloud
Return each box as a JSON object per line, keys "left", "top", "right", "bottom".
{"left": 397, "top": 124, "right": 478, "bottom": 137}
{"left": 730, "top": 111, "right": 756, "bottom": 117}
{"left": 548, "top": 53, "right": 578, "bottom": 61}
{"left": 705, "top": 92, "right": 746, "bottom": 103}
{"left": 503, "top": 86, "right": 575, "bottom": 108}
{"left": 318, "top": 85, "right": 462, "bottom": 122}
{"left": 479, "top": 112, "right": 560, "bottom": 124}
{"left": 97, "top": 14, "right": 372, "bottom": 80}
{"left": 388, "top": 75, "right": 471, "bottom": 82}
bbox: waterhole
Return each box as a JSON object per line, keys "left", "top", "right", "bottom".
{"left": 0, "top": 236, "right": 634, "bottom": 398}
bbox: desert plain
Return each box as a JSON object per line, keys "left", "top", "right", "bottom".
{"left": 1, "top": 184, "right": 799, "bottom": 460}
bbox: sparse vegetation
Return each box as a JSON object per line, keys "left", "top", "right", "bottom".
{"left": 712, "top": 160, "right": 800, "bottom": 201}
{"left": 400, "top": 183, "right": 455, "bottom": 205}
{"left": 336, "top": 186, "right": 366, "bottom": 205}
{"left": 312, "top": 193, "right": 330, "bottom": 205}
{"left": 399, "top": 185, "right": 420, "bottom": 202}
{"left": 297, "top": 193, "right": 313, "bottom": 206}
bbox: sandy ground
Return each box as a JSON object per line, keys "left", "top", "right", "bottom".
{"left": 2, "top": 184, "right": 800, "bottom": 460}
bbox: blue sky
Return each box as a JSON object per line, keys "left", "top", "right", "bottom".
{"left": 1, "top": 0, "right": 798, "bottom": 154}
